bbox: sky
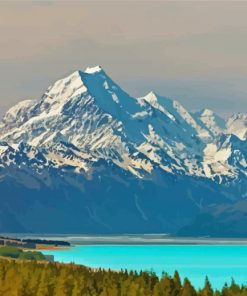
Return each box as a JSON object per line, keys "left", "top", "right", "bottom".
{"left": 0, "top": 1, "right": 247, "bottom": 118}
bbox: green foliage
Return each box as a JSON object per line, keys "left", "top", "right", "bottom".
{"left": 0, "top": 246, "right": 46, "bottom": 261}
{"left": 0, "top": 246, "right": 22, "bottom": 258}
{"left": 0, "top": 258, "right": 245, "bottom": 295}
{"left": 18, "top": 251, "right": 46, "bottom": 261}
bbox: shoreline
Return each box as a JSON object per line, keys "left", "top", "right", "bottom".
{"left": 2, "top": 233, "right": 247, "bottom": 246}
{"left": 35, "top": 244, "right": 71, "bottom": 251}
{"left": 40, "top": 237, "right": 247, "bottom": 246}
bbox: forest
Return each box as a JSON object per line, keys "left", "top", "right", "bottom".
{"left": 0, "top": 257, "right": 245, "bottom": 295}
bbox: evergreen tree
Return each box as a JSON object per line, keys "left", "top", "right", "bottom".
{"left": 0, "top": 257, "right": 245, "bottom": 296}
{"left": 53, "top": 268, "right": 73, "bottom": 296}
{"left": 221, "top": 283, "right": 230, "bottom": 296}
{"left": 172, "top": 270, "right": 182, "bottom": 296}
{"left": 228, "top": 279, "right": 241, "bottom": 296}
{"left": 199, "top": 276, "right": 213, "bottom": 296}
{"left": 71, "top": 279, "right": 83, "bottom": 296}
{"left": 36, "top": 269, "right": 50, "bottom": 296}
{"left": 181, "top": 278, "right": 197, "bottom": 296}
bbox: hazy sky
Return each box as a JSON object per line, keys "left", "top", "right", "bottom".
{"left": 1, "top": 1, "right": 247, "bottom": 118}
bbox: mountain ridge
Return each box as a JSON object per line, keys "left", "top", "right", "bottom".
{"left": 0, "top": 66, "right": 246, "bottom": 235}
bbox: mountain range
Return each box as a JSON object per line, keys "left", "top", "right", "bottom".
{"left": 0, "top": 66, "right": 246, "bottom": 236}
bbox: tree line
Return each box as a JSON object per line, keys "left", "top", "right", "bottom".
{"left": 0, "top": 258, "right": 245, "bottom": 295}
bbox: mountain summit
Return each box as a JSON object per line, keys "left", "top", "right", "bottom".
{"left": 0, "top": 66, "right": 246, "bottom": 235}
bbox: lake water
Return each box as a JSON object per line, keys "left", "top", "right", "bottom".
{"left": 42, "top": 244, "right": 247, "bottom": 289}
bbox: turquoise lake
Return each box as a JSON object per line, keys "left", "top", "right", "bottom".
{"left": 42, "top": 245, "right": 247, "bottom": 289}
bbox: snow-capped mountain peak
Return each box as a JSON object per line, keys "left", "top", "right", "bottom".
{"left": 140, "top": 92, "right": 211, "bottom": 140}
{"left": 194, "top": 108, "right": 226, "bottom": 137}
{"left": 200, "top": 108, "right": 214, "bottom": 116}
{"left": 0, "top": 66, "right": 246, "bottom": 185}
{"left": 84, "top": 65, "right": 103, "bottom": 74}
{"left": 0, "top": 65, "right": 246, "bottom": 235}
{"left": 139, "top": 91, "right": 176, "bottom": 121}
{"left": 227, "top": 113, "right": 247, "bottom": 140}
{"left": 43, "top": 70, "right": 87, "bottom": 106}
{"left": 2, "top": 99, "right": 33, "bottom": 124}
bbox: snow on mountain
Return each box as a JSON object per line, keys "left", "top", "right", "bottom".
{"left": 193, "top": 108, "right": 226, "bottom": 137}
{"left": 3, "top": 100, "right": 33, "bottom": 123}
{"left": 140, "top": 92, "right": 210, "bottom": 139}
{"left": 0, "top": 66, "right": 246, "bottom": 234}
{"left": 227, "top": 113, "right": 247, "bottom": 140}
{"left": 203, "top": 134, "right": 247, "bottom": 181}
{"left": 0, "top": 66, "right": 245, "bottom": 183}
{"left": 0, "top": 99, "right": 34, "bottom": 133}
{"left": 0, "top": 67, "right": 155, "bottom": 178}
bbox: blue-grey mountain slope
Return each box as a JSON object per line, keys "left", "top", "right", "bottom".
{"left": 0, "top": 66, "right": 246, "bottom": 235}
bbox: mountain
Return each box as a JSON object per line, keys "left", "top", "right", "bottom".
{"left": 226, "top": 113, "right": 247, "bottom": 140}
{"left": 0, "top": 66, "right": 246, "bottom": 235}
{"left": 193, "top": 108, "right": 226, "bottom": 137}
